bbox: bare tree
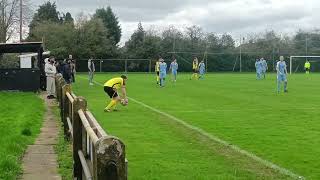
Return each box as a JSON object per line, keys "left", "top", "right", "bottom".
{"left": 0, "top": 0, "right": 31, "bottom": 43}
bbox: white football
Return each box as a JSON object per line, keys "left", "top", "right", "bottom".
{"left": 121, "top": 99, "right": 128, "bottom": 106}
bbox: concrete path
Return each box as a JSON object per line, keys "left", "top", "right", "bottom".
{"left": 21, "top": 94, "right": 61, "bottom": 180}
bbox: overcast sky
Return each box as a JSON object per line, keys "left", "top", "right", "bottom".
{"left": 30, "top": 0, "right": 318, "bottom": 44}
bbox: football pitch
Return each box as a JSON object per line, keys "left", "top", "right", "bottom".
{"left": 73, "top": 73, "right": 320, "bottom": 179}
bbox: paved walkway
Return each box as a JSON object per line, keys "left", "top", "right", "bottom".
{"left": 21, "top": 94, "right": 61, "bottom": 180}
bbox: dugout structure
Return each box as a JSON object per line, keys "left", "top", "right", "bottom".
{"left": 289, "top": 56, "right": 320, "bottom": 74}
{"left": 0, "top": 42, "right": 45, "bottom": 91}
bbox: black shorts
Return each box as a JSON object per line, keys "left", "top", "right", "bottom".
{"left": 104, "top": 86, "right": 118, "bottom": 98}
{"left": 156, "top": 71, "right": 159, "bottom": 75}
{"left": 193, "top": 69, "right": 198, "bottom": 73}
{"left": 306, "top": 68, "right": 310, "bottom": 71}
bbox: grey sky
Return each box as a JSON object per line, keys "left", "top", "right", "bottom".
{"left": 30, "top": 0, "right": 318, "bottom": 44}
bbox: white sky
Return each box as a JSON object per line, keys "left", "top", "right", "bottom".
{"left": 29, "top": 0, "right": 318, "bottom": 45}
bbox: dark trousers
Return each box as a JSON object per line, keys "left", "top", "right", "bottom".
{"left": 71, "top": 73, "right": 75, "bottom": 82}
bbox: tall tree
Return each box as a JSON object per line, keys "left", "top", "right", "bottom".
{"left": 29, "top": 1, "right": 60, "bottom": 38}
{"left": 29, "top": 21, "right": 75, "bottom": 58}
{"left": 185, "top": 25, "right": 203, "bottom": 50}
{"left": 74, "top": 18, "right": 114, "bottom": 58}
{"left": 64, "top": 12, "right": 74, "bottom": 25}
{"left": 124, "top": 22, "right": 145, "bottom": 58}
{"left": 0, "top": 0, "right": 31, "bottom": 42}
{"left": 94, "top": 6, "right": 121, "bottom": 45}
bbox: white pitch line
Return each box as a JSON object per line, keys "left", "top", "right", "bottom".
{"left": 78, "top": 76, "right": 304, "bottom": 179}
{"left": 166, "top": 107, "right": 318, "bottom": 113}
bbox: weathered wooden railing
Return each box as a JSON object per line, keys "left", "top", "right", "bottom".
{"left": 55, "top": 74, "right": 127, "bottom": 180}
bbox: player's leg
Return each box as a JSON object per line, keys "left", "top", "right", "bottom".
{"left": 162, "top": 73, "right": 166, "bottom": 87}
{"left": 104, "top": 87, "right": 119, "bottom": 112}
{"left": 88, "top": 71, "right": 91, "bottom": 84}
{"left": 159, "top": 72, "right": 163, "bottom": 86}
{"left": 190, "top": 70, "right": 194, "bottom": 80}
{"left": 173, "top": 71, "right": 177, "bottom": 82}
{"left": 156, "top": 71, "right": 159, "bottom": 84}
{"left": 277, "top": 75, "right": 281, "bottom": 93}
{"left": 284, "top": 76, "right": 288, "bottom": 92}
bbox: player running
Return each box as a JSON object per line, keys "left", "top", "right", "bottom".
{"left": 103, "top": 75, "right": 128, "bottom": 112}
{"left": 276, "top": 56, "right": 288, "bottom": 93}
{"left": 169, "top": 58, "right": 178, "bottom": 82}
{"left": 159, "top": 58, "right": 167, "bottom": 87}
{"left": 304, "top": 60, "right": 311, "bottom": 74}
{"left": 190, "top": 57, "right": 199, "bottom": 80}
{"left": 155, "top": 58, "right": 160, "bottom": 84}
{"left": 261, "top": 58, "right": 268, "bottom": 79}
{"left": 198, "top": 60, "right": 205, "bottom": 79}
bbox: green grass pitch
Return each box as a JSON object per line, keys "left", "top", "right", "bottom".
{"left": 73, "top": 73, "right": 320, "bottom": 179}
{"left": 0, "top": 92, "right": 44, "bottom": 179}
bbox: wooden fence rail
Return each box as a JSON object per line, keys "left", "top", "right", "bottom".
{"left": 55, "top": 74, "right": 127, "bottom": 180}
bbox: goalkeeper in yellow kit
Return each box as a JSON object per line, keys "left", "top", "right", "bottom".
{"left": 155, "top": 59, "right": 160, "bottom": 84}
{"left": 190, "top": 57, "right": 199, "bottom": 80}
{"left": 103, "top": 75, "right": 128, "bottom": 112}
{"left": 304, "top": 60, "right": 311, "bottom": 74}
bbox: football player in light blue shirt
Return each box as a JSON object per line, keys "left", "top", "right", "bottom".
{"left": 261, "top": 58, "right": 268, "bottom": 79}
{"left": 276, "top": 56, "right": 288, "bottom": 93}
{"left": 159, "top": 58, "right": 167, "bottom": 87}
{"left": 255, "top": 58, "right": 261, "bottom": 80}
{"left": 198, "top": 60, "right": 205, "bottom": 79}
{"left": 169, "top": 58, "right": 178, "bottom": 82}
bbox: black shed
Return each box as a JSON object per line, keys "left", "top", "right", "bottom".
{"left": 0, "top": 42, "right": 46, "bottom": 91}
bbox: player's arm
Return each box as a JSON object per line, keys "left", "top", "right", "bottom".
{"left": 265, "top": 62, "right": 268, "bottom": 70}
{"left": 284, "top": 63, "right": 288, "bottom": 75}
{"left": 121, "top": 85, "right": 127, "bottom": 99}
{"left": 88, "top": 62, "right": 92, "bottom": 72}
{"left": 276, "top": 62, "right": 280, "bottom": 74}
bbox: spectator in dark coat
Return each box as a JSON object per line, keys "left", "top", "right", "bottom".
{"left": 61, "top": 59, "right": 72, "bottom": 84}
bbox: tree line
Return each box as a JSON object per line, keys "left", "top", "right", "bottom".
{"left": 1, "top": 1, "right": 320, "bottom": 71}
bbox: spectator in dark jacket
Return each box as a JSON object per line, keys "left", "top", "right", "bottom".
{"left": 62, "top": 59, "right": 72, "bottom": 84}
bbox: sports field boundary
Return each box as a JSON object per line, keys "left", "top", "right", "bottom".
{"left": 78, "top": 76, "right": 304, "bottom": 180}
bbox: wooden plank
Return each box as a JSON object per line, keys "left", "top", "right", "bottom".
{"left": 85, "top": 111, "right": 108, "bottom": 138}
{"left": 66, "top": 92, "right": 75, "bottom": 104}
{"left": 78, "top": 150, "right": 93, "bottom": 180}
{"left": 78, "top": 110, "right": 99, "bottom": 144}
{"left": 72, "top": 97, "right": 87, "bottom": 180}
{"left": 66, "top": 117, "right": 73, "bottom": 138}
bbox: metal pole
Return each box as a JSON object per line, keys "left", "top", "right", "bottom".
{"left": 272, "top": 47, "right": 275, "bottom": 71}
{"left": 205, "top": 52, "right": 208, "bottom": 73}
{"left": 100, "top": 60, "right": 102, "bottom": 72}
{"left": 173, "top": 34, "right": 176, "bottom": 52}
{"left": 305, "top": 36, "right": 308, "bottom": 60}
{"left": 19, "top": 0, "right": 22, "bottom": 42}
{"left": 290, "top": 56, "right": 292, "bottom": 74}
{"left": 239, "top": 36, "right": 242, "bottom": 72}
{"left": 125, "top": 60, "right": 127, "bottom": 73}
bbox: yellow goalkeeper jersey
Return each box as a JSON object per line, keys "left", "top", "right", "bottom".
{"left": 192, "top": 61, "right": 198, "bottom": 70}
{"left": 155, "top": 61, "right": 160, "bottom": 72}
{"left": 104, "top": 77, "right": 124, "bottom": 89}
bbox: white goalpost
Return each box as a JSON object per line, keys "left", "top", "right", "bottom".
{"left": 289, "top": 56, "right": 320, "bottom": 74}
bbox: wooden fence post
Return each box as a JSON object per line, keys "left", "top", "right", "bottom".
{"left": 73, "top": 97, "right": 87, "bottom": 180}
{"left": 93, "top": 136, "right": 126, "bottom": 180}
{"left": 62, "top": 84, "right": 71, "bottom": 137}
